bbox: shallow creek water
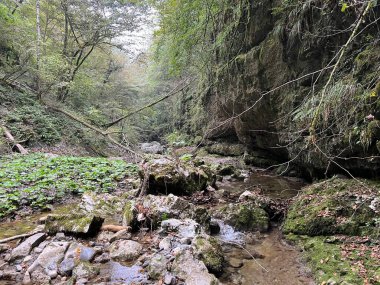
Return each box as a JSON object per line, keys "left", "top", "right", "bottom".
{"left": 215, "top": 171, "right": 315, "bottom": 285}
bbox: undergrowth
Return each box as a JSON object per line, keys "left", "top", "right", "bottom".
{"left": 0, "top": 153, "right": 138, "bottom": 218}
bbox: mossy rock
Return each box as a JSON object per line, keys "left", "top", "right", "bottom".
{"left": 192, "top": 234, "right": 224, "bottom": 275}
{"left": 45, "top": 213, "right": 104, "bottom": 236}
{"left": 367, "top": 120, "right": 380, "bottom": 140}
{"left": 284, "top": 178, "right": 380, "bottom": 237}
{"left": 142, "top": 157, "right": 214, "bottom": 196}
{"left": 215, "top": 202, "right": 269, "bottom": 232}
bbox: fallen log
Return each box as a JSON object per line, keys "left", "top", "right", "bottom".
{"left": 0, "top": 230, "right": 43, "bottom": 244}
{"left": 2, "top": 126, "right": 28, "bottom": 154}
{"left": 100, "top": 225, "right": 131, "bottom": 233}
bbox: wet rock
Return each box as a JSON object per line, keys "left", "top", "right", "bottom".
{"left": 109, "top": 240, "right": 143, "bottom": 262}
{"left": 10, "top": 233, "right": 46, "bottom": 261}
{"left": 59, "top": 258, "right": 75, "bottom": 276}
{"left": 73, "top": 261, "right": 100, "bottom": 280}
{"left": 161, "top": 219, "right": 200, "bottom": 239}
{"left": 45, "top": 214, "right": 104, "bottom": 236}
{"left": 140, "top": 157, "right": 214, "bottom": 196}
{"left": 94, "top": 252, "right": 110, "bottom": 264}
{"left": 147, "top": 253, "right": 168, "bottom": 280}
{"left": 228, "top": 258, "right": 243, "bottom": 268}
{"left": 172, "top": 249, "right": 219, "bottom": 285}
{"left": 79, "top": 247, "right": 97, "bottom": 262}
{"left": 27, "top": 242, "right": 69, "bottom": 276}
{"left": 215, "top": 202, "right": 269, "bottom": 232}
{"left": 140, "top": 141, "right": 164, "bottom": 154}
{"left": 164, "top": 273, "right": 176, "bottom": 285}
{"left": 192, "top": 235, "right": 224, "bottom": 274}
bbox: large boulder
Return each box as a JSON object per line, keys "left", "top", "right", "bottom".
{"left": 140, "top": 141, "right": 164, "bottom": 154}
{"left": 284, "top": 178, "right": 380, "bottom": 237}
{"left": 214, "top": 202, "right": 269, "bottom": 232}
{"left": 140, "top": 157, "right": 215, "bottom": 196}
{"left": 44, "top": 214, "right": 104, "bottom": 236}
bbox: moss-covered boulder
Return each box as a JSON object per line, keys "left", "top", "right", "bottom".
{"left": 192, "top": 234, "right": 224, "bottom": 275}
{"left": 122, "top": 194, "right": 211, "bottom": 230}
{"left": 141, "top": 157, "right": 215, "bottom": 196}
{"left": 284, "top": 178, "right": 380, "bottom": 237}
{"left": 214, "top": 202, "right": 269, "bottom": 232}
{"left": 45, "top": 214, "right": 104, "bottom": 236}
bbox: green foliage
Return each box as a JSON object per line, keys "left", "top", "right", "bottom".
{"left": 152, "top": 0, "right": 247, "bottom": 76}
{"left": 0, "top": 153, "right": 138, "bottom": 218}
{"left": 6, "top": 105, "right": 61, "bottom": 145}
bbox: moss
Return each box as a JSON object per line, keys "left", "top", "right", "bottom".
{"left": 284, "top": 178, "right": 380, "bottom": 238}
{"left": 367, "top": 120, "right": 380, "bottom": 140}
{"left": 122, "top": 201, "right": 134, "bottom": 227}
{"left": 193, "top": 235, "right": 224, "bottom": 274}
{"left": 45, "top": 213, "right": 104, "bottom": 236}
{"left": 217, "top": 203, "right": 269, "bottom": 232}
{"left": 286, "top": 235, "right": 380, "bottom": 284}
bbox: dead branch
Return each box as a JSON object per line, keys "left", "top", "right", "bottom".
{"left": 309, "top": 0, "right": 373, "bottom": 139}
{"left": 101, "top": 225, "right": 131, "bottom": 232}
{"left": 47, "top": 106, "right": 141, "bottom": 157}
{"left": 104, "top": 78, "right": 192, "bottom": 129}
{"left": 2, "top": 126, "right": 28, "bottom": 154}
{"left": 0, "top": 231, "right": 43, "bottom": 244}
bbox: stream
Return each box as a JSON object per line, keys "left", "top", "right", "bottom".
{"left": 0, "top": 167, "right": 315, "bottom": 285}
{"left": 214, "top": 170, "right": 315, "bottom": 285}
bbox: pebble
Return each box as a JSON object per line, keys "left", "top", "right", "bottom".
{"left": 23, "top": 256, "right": 33, "bottom": 263}
{"left": 22, "top": 272, "right": 31, "bottom": 285}
{"left": 16, "top": 265, "right": 23, "bottom": 272}
{"left": 34, "top": 248, "right": 43, "bottom": 254}
{"left": 55, "top": 233, "right": 65, "bottom": 241}
{"left": 164, "top": 273, "right": 175, "bottom": 285}
{"left": 159, "top": 237, "right": 172, "bottom": 251}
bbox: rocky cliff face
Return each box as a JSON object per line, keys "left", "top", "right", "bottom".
{"left": 179, "top": 0, "right": 380, "bottom": 179}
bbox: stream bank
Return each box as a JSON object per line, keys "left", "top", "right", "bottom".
{"left": 0, "top": 152, "right": 378, "bottom": 284}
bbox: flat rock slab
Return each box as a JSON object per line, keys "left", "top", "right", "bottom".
{"left": 10, "top": 233, "right": 46, "bottom": 261}
{"left": 45, "top": 214, "right": 104, "bottom": 236}
{"left": 109, "top": 240, "right": 143, "bottom": 262}
{"left": 28, "top": 242, "right": 70, "bottom": 278}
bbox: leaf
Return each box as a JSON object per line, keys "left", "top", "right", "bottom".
{"left": 341, "top": 3, "right": 349, "bottom": 12}
{"left": 370, "top": 90, "right": 377, "bottom": 97}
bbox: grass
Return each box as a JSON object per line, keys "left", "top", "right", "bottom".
{"left": 0, "top": 153, "right": 138, "bottom": 218}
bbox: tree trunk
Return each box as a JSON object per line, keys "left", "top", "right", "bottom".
{"left": 36, "top": 0, "right": 41, "bottom": 100}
